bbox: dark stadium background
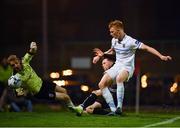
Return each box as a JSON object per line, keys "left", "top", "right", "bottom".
{"left": 1, "top": 0, "right": 180, "bottom": 107}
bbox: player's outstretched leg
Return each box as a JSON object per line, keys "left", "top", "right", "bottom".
{"left": 116, "top": 82, "right": 124, "bottom": 115}
{"left": 73, "top": 93, "right": 98, "bottom": 116}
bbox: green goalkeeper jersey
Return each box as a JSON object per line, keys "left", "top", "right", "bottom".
{"left": 16, "top": 53, "right": 42, "bottom": 95}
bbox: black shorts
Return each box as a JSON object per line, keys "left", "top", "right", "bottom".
{"left": 93, "top": 107, "right": 111, "bottom": 115}
{"left": 34, "top": 81, "right": 56, "bottom": 100}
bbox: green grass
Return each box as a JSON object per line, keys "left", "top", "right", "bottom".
{"left": 0, "top": 111, "right": 180, "bottom": 127}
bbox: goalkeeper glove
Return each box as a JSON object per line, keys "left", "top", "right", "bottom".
{"left": 29, "top": 42, "right": 37, "bottom": 54}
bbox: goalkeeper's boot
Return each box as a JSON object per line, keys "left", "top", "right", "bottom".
{"left": 73, "top": 105, "right": 83, "bottom": 116}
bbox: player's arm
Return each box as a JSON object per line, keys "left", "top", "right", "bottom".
{"left": 94, "top": 48, "right": 115, "bottom": 57}
{"left": 29, "top": 42, "right": 37, "bottom": 55}
{"left": 15, "top": 88, "right": 28, "bottom": 96}
{"left": 140, "top": 43, "right": 172, "bottom": 61}
{"left": 93, "top": 48, "right": 115, "bottom": 64}
{"left": 104, "top": 48, "right": 115, "bottom": 55}
{"left": 23, "top": 42, "right": 38, "bottom": 63}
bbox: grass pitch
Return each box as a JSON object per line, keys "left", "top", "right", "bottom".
{"left": 0, "top": 111, "right": 180, "bottom": 127}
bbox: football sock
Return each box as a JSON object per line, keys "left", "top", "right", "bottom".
{"left": 116, "top": 82, "right": 124, "bottom": 111}
{"left": 102, "top": 87, "right": 116, "bottom": 112}
{"left": 66, "top": 100, "right": 75, "bottom": 108}
{"left": 81, "top": 93, "right": 97, "bottom": 109}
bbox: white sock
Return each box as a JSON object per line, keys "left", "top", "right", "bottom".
{"left": 66, "top": 100, "right": 75, "bottom": 108}
{"left": 116, "top": 82, "right": 124, "bottom": 110}
{"left": 102, "top": 87, "right": 116, "bottom": 112}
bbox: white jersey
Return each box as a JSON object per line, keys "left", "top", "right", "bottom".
{"left": 111, "top": 35, "right": 142, "bottom": 72}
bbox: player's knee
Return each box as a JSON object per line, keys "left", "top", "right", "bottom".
{"left": 116, "top": 71, "right": 129, "bottom": 83}
{"left": 116, "top": 75, "right": 125, "bottom": 83}
{"left": 92, "top": 90, "right": 96, "bottom": 94}
{"left": 116, "top": 77, "right": 122, "bottom": 83}
{"left": 56, "top": 93, "right": 69, "bottom": 101}
{"left": 62, "top": 88, "right": 67, "bottom": 94}
{"left": 56, "top": 86, "right": 67, "bottom": 94}
{"left": 63, "top": 94, "right": 70, "bottom": 101}
{"left": 92, "top": 91, "right": 99, "bottom": 96}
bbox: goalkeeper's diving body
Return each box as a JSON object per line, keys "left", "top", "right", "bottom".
{"left": 7, "top": 42, "right": 75, "bottom": 110}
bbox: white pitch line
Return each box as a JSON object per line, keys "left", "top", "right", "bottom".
{"left": 142, "top": 116, "right": 180, "bottom": 128}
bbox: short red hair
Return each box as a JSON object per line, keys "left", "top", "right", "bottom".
{"left": 108, "top": 20, "right": 124, "bottom": 30}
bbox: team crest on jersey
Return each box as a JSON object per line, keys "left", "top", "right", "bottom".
{"left": 135, "top": 41, "right": 139, "bottom": 45}
{"left": 122, "top": 44, "right": 125, "bottom": 48}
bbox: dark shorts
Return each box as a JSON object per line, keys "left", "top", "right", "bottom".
{"left": 34, "top": 81, "right": 56, "bottom": 100}
{"left": 93, "top": 107, "right": 111, "bottom": 115}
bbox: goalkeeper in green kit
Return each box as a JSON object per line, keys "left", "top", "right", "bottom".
{"left": 7, "top": 42, "right": 75, "bottom": 110}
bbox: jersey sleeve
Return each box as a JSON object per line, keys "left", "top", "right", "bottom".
{"left": 22, "top": 53, "right": 33, "bottom": 64}
{"left": 130, "top": 37, "right": 143, "bottom": 50}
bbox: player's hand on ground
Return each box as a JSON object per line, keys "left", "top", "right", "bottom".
{"left": 29, "top": 42, "right": 37, "bottom": 54}
{"left": 93, "top": 48, "right": 104, "bottom": 57}
{"left": 85, "top": 106, "right": 94, "bottom": 114}
{"left": 93, "top": 56, "right": 100, "bottom": 64}
{"left": 160, "top": 55, "right": 172, "bottom": 61}
{"left": 15, "top": 88, "right": 26, "bottom": 96}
